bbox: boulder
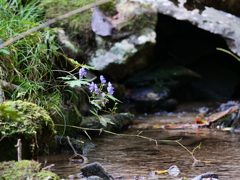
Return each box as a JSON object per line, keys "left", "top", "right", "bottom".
{"left": 89, "top": 0, "right": 158, "bottom": 81}
{"left": 0, "top": 160, "right": 59, "bottom": 180}
{"left": 0, "top": 100, "right": 55, "bottom": 160}
{"left": 136, "top": 0, "right": 240, "bottom": 57}
{"left": 80, "top": 113, "right": 135, "bottom": 132}
{"left": 80, "top": 162, "right": 114, "bottom": 180}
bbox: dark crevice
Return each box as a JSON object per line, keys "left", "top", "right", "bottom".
{"left": 153, "top": 13, "right": 240, "bottom": 101}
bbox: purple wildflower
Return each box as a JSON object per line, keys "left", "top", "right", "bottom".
{"left": 94, "top": 84, "right": 100, "bottom": 94}
{"left": 107, "top": 82, "right": 114, "bottom": 95}
{"left": 100, "top": 75, "right": 106, "bottom": 84}
{"left": 79, "top": 67, "right": 87, "bottom": 79}
{"left": 89, "top": 82, "right": 95, "bottom": 92}
{"left": 101, "top": 92, "right": 106, "bottom": 98}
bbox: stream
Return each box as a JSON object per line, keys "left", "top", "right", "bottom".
{"left": 41, "top": 102, "right": 240, "bottom": 179}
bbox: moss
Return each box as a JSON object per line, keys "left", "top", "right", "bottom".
{"left": 0, "top": 100, "right": 56, "bottom": 160}
{"left": 41, "top": 0, "right": 97, "bottom": 31}
{"left": 0, "top": 160, "right": 59, "bottom": 180}
{"left": 99, "top": 1, "right": 118, "bottom": 16}
{"left": 114, "top": 0, "right": 157, "bottom": 35}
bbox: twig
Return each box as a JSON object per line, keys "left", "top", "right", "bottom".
{"left": 42, "top": 164, "right": 55, "bottom": 171}
{"left": 66, "top": 136, "right": 78, "bottom": 155}
{"left": 83, "top": 130, "right": 92, "bottom": 140}
{"left": 17, "top": 139, "right": 22, "bottom": 161}
{"left": 0, "top": 0, "right": 112, "bottom": 49}
{"left": 56, "top": 124, "right": 202, "bottom": 163}
{"left": 56, "top": 124, "right": 159, "bottom": 145}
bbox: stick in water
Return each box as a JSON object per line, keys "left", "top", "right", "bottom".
{"left": 17, "top": 139, "right": 22, "bottom": 161}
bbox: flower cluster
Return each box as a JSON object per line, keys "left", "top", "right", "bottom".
{"left": 62, "top": 65, "right": 119, "bottom": 126}
{"left": 79, "top": 67, "right": 87, "bottom": 79}
{"left": 88, "top": 75, "right": 114, "bottom": 96}
{"left": 79, "top": 67, "right": 114, "bottom": 96}
{"left": 107, "top": 82, "right": 114, "bottom": 96}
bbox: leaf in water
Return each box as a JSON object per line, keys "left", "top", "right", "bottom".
{"left": 65, "top": 80, "right": 90, "bottom": 87}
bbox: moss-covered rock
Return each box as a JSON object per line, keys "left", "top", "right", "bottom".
{"left": 41, "top": 0, "right": 102, "bottom": 59}
{"left": 80, "top": 113, "right": 135, "bottom": 132}
{"left": 42, "top": 0, "right": 158, "bottom": 81}
{"left": 0, "top": 160, "right": 59, "bottom": 180}
{"left": 0, "top": 100, "right": 56, "bottom": 161}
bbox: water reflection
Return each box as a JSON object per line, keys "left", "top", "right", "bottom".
{"left": 43, "top": 113, "right": 240, "bottom": 179}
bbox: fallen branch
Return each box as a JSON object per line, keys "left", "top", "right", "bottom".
{"left": 0, "top": 0, "right": 112, "bottom": 49}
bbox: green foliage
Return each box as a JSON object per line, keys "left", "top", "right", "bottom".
{"left": 0, "top": 160, "right": 59, "bottom": 179}
{"left": 0, "top": 100, "right": 55, "bottom": 141}
{"left": 59, "top": 64, "right": 121, "bottom": 127}
{"left": 0, "top": 0, "right": 63, "bottom": 114}
{"left": 216, "top": 48, "right": 240, "bottom": 61}
{"left": 0, "top": 104, "right": 21, "bottom": 121}
{"left": 41, "top": 0, "right": 99, "bottom": 31}
{"left": 58, "top": 75, "right": 91, "bottom": 87}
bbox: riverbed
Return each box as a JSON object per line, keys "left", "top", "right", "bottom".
{"left": 43, "top": 102, "right": 240, "bottom": 179}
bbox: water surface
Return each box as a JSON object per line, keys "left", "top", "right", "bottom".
{"left": 43, "top": 105, "right": 240, "bottom": 179}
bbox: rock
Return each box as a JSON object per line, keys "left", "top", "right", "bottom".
{"left": 0, "top": 160, "right": 59, "bottom": 180}
{"left": 192, "top": 0, "right": 240, "bottom": 17}
{"left": 0, "top": 100, "right": 56, "bottom": 160}
{"left": 123, "top": 66, "right": 200, "bottom": 112}
{"left": 89, "top": 0, "right": 158, "bottom": 81}
{"left": 135, "top": 0, "right": 240, "bottom": 57}
{"left": 191, "top": 172, "right": 218, "bottom": 180}
{"left": 55, "top": 29, "right": 83, "bottom": 59}
{"left": 191, "top": 67, "right": 239, "bottom": 100}
{"left": 81, "top": 162, "right": 114, "bottom": 180}
{"left": 81, "top": 176, "right": 103, "bottom": 180}
{"left": 80, "top": 113, "right": 135, "bottom": 132}
{"left": 124, "top": 66, "right": 201, "bottom": 90}
{"left": 124, "top": 88, "right": 177, "bottom": 113}
{"left": 50, "top": 136, "right": 94, "bottom": 155}
{"left": 91, "top": 7, "right": 114, "bottom": 37}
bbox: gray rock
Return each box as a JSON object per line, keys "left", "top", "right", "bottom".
{"left": 191, "top": 172, "right": 218, "bottom": 180}
{"left": 89, "top": 0, "right": 157, "bottom": 81}
{"left": 91, "top": 7, "right": 114, "bottom": 37}
{"left": 80, "top": 113, "right": 135, "bottom": 131}
{"left": 80, "top": 176, "right": 103, "bottom": 180}
{"left": 132, "top": 0, "right": 240, "bottom": 57}
{"left": 81, "top": 162, "right": 114, "bottom": 180}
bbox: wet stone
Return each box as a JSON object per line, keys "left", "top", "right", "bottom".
{"left": 81, "top": 162, "right": 114, "bottom": 180}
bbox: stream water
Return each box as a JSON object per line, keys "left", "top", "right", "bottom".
{"left": 42, "top": 102, "right": 240, "bottom": 179}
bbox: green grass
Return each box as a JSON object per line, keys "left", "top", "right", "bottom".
{"left": 0, "top": 0, "right": 63, "bottom": 115}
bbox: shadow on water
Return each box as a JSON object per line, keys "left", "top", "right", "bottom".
{"left": 41, "top": 103, "right": 240, "bottom": 179}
